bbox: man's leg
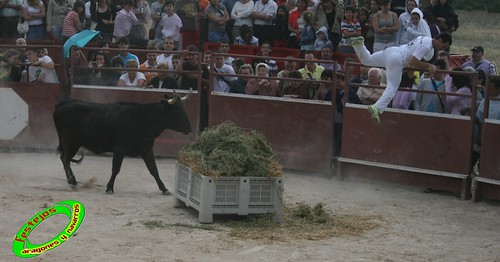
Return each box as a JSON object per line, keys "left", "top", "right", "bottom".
{"left": 374, "top": 51, "right": 404, "bottom": 113}
{"left": 351, "top": 40, "right": 387, "bottom": 68}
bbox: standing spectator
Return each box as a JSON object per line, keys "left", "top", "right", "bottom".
{"left": 212, "top": 53, "right": 237, "bottom": 92}
{"left": 231, "top": 0, "right": 254, "bottom": 44}
{"left": 118, "top": 59, "right": 146, "bottom": 87}
{"left": 414, "top": 59, "right": 446, "bottom": 113}
{"left": 314, "top": 26, "right": 333, "bottom": 51}
{"left": 150, "top": 0, "right": 166, "bottom": 44}
{"left": 21, "top": 0, "right": 45, "bottom": 40}
{"left": 372, "top": 0, "right": 398, "bottom": 52}
{"left": 357, "top": 7, "right": 371, "bottom": 51}
{"left": 221, "top": 0, "right": 238, "bottom": 42}
{"left": 206, "top": 0, "right": 230, "bottom": 42}
{"left": 405, "top": 8, "right": 431, "bottom": 42}
{"left": 147, "top": 63, "right": 177, "bottom": 89}
{"left": 91, "top": 0, "right": 117, "bottom": 43}
{"left": 139, "top": 50, "right": 159, "bottom": 83}
{"left": 176, "top": 0, "right": 200, "bottom": 49}
{"left": 272, "top": 4, "right": 290, "bottom": 47}
{"left": 390, "top": 0, "right": 406, "bottom": 17}
{"left": 251, "top": 0, "right": 277, "bottom": 45}
{"left": 246, "top": 62, "right": 281, "bottom": 96}
{"left": 288, "top": 0, "right": 308, "bottom": 49}
{"left": 461, "top": 46, "right": 497, "bottom": 76}
{"left": 312, "top": 0, "right": 344, "bottom": 52}
{"left": 396, "top": 0, "right": 418, "bottom": 45}
{"left": 234, "top": 24, "right": 259, "bottom": 45}
{"left": 62, "top": 1, "right": 86, "bottom": 42}
{"left": 299, "top": 50, "right": 324, "bottom": 80}
{"left": 431, "top": 0, "right": 458, "bottom": 34}
{"left": 422, "top": 9, "right": 440, "bottom": 38}
{"left": 230, "top": 63, "right": 252, "bottom": 94}
{"left": 23, "top": 47, "right": 59, "bottom": 83}
{"left": 0, "top": 0, "right": 23, "bottom": 39}
{"left": 300, "top": 12, "right": 315, "bottom": 51}
{"left": 113, "top": 0, "right": 148, "bottom": 48}
{"left": 130, "top": 0, "right": 150, "bottom": 43}
{"left": 160, "top": 0, "right": 183, "bottom": 50}
{"left": 341, "top": 5, "right": 361, "bottom": 44}
{"left": 46, "top": 0, "right": 70, "bottom": 43}
{"left": 365, "top": 0, "right": 379, "bottom": 53}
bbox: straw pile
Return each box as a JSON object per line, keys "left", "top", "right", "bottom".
{"left": 179, "top": 122, "right": 283, "bottom": 178}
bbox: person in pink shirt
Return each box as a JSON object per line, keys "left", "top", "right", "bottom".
{"left": 62, "top": 0, "right": 85, "bottom": 42}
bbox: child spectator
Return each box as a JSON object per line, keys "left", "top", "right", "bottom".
{"left": 299, "top": 11, "right": 315, "bottom": 51}
{"left": 160, "top": 0, "right": 183, "bottom": 50}
{"left": 341, "top": 5, "right": 361, "bottom": 44}
{"left": 314, "top": 26, "right": 333, "bottom": 51}
{"left": 118, "top": 59, "right": 146, "bottom": 87}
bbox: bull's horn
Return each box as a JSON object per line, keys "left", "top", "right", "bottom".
{"left": 167, "top": 97, "right": 177, "bottom": 104}
{"left": 180, "top": 88, "right": 193, "bottom": 102}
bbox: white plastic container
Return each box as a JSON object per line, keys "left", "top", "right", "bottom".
{"left": 174, "top": 163, "right": 284, "bottom": 223}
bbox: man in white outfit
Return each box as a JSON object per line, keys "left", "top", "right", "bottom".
{"left": 347, "top": 33, "right": 452, "bottom": 123}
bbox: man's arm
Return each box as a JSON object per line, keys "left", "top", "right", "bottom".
{"left": 408, "top": 56, "right": 436, "bottom": 74}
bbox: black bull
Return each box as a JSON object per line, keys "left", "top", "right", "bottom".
{"left": 53, "top": 94, "right": 191, "bottom": 194}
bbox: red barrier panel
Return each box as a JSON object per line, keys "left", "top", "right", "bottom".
{"left": 71, "top": 85, "right": 199, "bottom": 157}
{"left": 0, "top": 82, "right": 62, "bottom": 150}
{"left": 208, "top": 93, "right": 334, "bottom": 174}
{"left": 472, "top": 119, "right": 500, "bottom": 201}
{"left": 337, "top": 104, "right": 472, "bottom": 198}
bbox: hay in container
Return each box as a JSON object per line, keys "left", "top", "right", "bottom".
{"left": 179, "top": 122, "right": 283, "bottom": 178}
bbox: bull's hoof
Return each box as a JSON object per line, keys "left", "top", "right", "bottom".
{"left": 68, "top": 179, "right": 77, "bottom": 189}
{"left": 106, "top": 188, "right": 114, "bottom": 194}
{"left": 162, "top": 189, "right": 171, "bottom": 196}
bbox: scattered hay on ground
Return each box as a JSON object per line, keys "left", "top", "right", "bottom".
{"left": 225, "top": 202, "right": 382, "bottom": 243}
{"left": 179, "top": 122, "right": 283, "bottom": 178}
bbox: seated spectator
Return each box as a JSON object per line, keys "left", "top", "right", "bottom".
{"left": 113, "top": 37, "right": 140, "bottom": 66}
{"left": 140, "top": 50, "right": 159, "bottom": 84}
{"left": 246, "top": 63, "right": 281, "bottom": 97}
{"left": 22, "top": 47, "right": 59, "bottom": 84}
{"left": 203, "top": 50, "right": 212, "bottom": 65}
{"left": 212, "top": 54, "right": 237, "bottom": 92}
{"left": 16, "top": 38, "right": 27, "bottom": 46}
{"left": 234, "top": 24, "right": 259, "bottom": 46}
{"left": 318, "top": 46, "right": 342, "bottom": 72}
{"left": 218, "top": 41, "right": 235, "bottom": 66}
{"left": 299, "top": 51, "right": 325, "bottom": 80}
{"left": 252, "top": 42, "right": 277, "bottom": 76}
{"left": 461, "top": 46, "right": 497, "bottom": 76}
{"left": 281, "top": 70, "right": 314, "bottom": 99}
{"left": 357, "top": 67, "right": 385, "bottom": 105}
{"left": 85, "top": 51, "right": 114, "bottom": 86}
{"left": 392, "top": 71, "right": 418, "bottom": 110}
{"left": 314, "top": 26, "right": 333, "bottom": 51}
{"left": 314, "top": 69, "right": 334, "bottom": 100}
{"left": 277, "top": 56, "right": 297, "bottom": 78}
{"left": 109, "top": 56, "right": 124, "bottom": 84}
{"left": 118, "top": 59, "right": 146, "bottom": 87}
{"left": 147, "top": 63, "right": 177, "bottom": 89}
{"left": 231, "top": 58, "right": 245, "bottom": 74}
{"left": 231, "top": 0, "right": 255, "bottom": 43}
{"left": 71, "top": 49, "right": 90, "bottom": 84}
{"left": 0, "top": 49, "right": 22, "bottom": 81}
{"left": 476, "top": 76, "right": 500, "bottom": 122}
{"left": 230, "top": 63, "right": 253, "bottom": 94}
{"left": 444, "top": 68, "right": 472, "bottom": 115}
{"left": 414, "top": 60, "right": 447, "bottom": 113}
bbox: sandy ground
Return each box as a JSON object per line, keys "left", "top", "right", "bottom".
{"left": 1, "top": 151, "right": 499, "bottom": 262}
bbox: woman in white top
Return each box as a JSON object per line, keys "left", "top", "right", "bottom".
{"left": 406, "top": 8, "right": 431, "bottom": 41}
{"left": 21, "top": 0, "right": 46, "bottom": 40}
{"left": 231, "top": 0, "right": 254, "bottom": 43}
{"left": 118, "top": 60, "right": 146, "bottom": 87}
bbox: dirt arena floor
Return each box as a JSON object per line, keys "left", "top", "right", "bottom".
{"left": 1, "top": 152, "right": 499, "bottom": 261}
